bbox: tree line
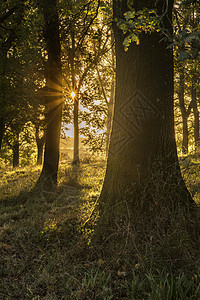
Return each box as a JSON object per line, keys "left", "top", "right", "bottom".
{"left": 0, "top": 0, "right": 199, "bottom": 172}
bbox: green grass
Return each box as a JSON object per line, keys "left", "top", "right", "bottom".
{"left": 0, "top": 157, "right": 200, "bottom": 299}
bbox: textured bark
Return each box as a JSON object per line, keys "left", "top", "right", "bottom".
{"left": 98, "top": 0, "right": 195, "bottom": 227}
{"left": 38, "top": 0, "right": 62, "bottom": 188}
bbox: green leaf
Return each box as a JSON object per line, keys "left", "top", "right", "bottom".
{"left": 124, "top": 10, "right": 136, "bottom": 21}
{"left": 178, "top": 51, "right": 191, "bottom": 61}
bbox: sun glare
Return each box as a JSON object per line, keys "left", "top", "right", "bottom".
{"left": 71, "top": 91, "right": 76, "bottom": 99}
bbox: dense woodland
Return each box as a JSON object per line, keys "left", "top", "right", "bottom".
{"left": 1, "top": 0, "right": 200, "bottom": 299}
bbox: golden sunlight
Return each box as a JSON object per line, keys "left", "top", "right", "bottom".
{"left": 71, "top": 91, "right": 76, "bottom": 99}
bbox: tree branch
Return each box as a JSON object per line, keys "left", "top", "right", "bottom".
{"left": 0, "top": 5, "right": 18, "bottom": 23}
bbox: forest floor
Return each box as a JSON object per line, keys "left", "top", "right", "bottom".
{"left": 0, "top": 156, "right": 200, "bottom": 299}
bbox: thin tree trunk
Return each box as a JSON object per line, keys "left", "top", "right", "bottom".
{"left": 13, "top": 132, "right": 19, "bottom": 168}
{"left": 0, "top": 118, "right": 5, "bottom": 153}
{"left": 178, "top": 69, "right": 189, "bottom": 154}
{"left": 37, "top": 142, "right": 44, "bottom": 165}
{"left": 38, "top": 0, "right": 62, "bottom": 188}
{"left": 71, "top": 27, "right": 80, "bottom": 165}
{"left": 191, "top": 76, "right": 199, "bottom": 152}
{"left": 0, "top": 49, "right": 7, "bottom": 155}
{"left": 73, "top": 96, "right": 80, "bottom": 165}
{"left": 35, "top": 126, "right": 45, "bottom": 165}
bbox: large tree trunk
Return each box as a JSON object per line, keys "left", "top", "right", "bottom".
{"left": 96, "top": 0, "right": 197, "bottom": 268}
{"left": 38, "top": 0, "right": 62, "bottom": 188}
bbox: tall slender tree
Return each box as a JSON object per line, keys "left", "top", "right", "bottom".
{"left": 177, "top": 65, "right": 193, "bottom": 154}
{"left": 191, "top": 64, "right": 199, "bottom": 151}
{"left": 38, "top": 0, "right": 62, "bottom": 188}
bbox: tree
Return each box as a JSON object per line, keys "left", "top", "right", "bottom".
{"left": 60, "top": 0, "right": 111, "bottom": 164}
{"left": 0, "top": 1, "right": 24, "bottom": 153}
{"left": 176, "top": 64, "right": 193, "bottom": 154}
{"left": 173, "top": 0, "right": 200, "bottom": 154}
{"left": 191, "top": 63, "right": 200, "bottom": 151}
{"left": 79, "top": 45, "right": 115, "bottom": 155}
{"left": 96, "top": 0, "right": 198, "bottom": 266}
{"left": 37, "top": 0, "right": 62, "bottom": 188}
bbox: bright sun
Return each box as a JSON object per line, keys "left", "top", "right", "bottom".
{"left": 71, "top": 91, "right": 76, "bottom": 99}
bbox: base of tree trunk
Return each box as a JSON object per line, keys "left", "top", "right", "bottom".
{"left": 35, "top": 169, "right": 57, "bottom": 192}
{"left": 92, "top": 164, "right": 200, "bottom": 272}
{"left": 72, "top": 158, "right": 80, "bottom": 166}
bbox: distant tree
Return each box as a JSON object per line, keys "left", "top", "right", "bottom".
{"left": 175, "top": 64, "right": 193, "bottom": 154}
{"left": 79, "top": 51, "right": 115, "bottom": 155}
{"left": 191, "top": 63, "right": 200, "bottom": 151}
{"left": 60, "top": 0, "right": 111, "bottom": 164}
{"left": 174, "top": 0, "right": 200, "bottom": 153}
{"left": 0, "top": 1, "right": 24, "bottom": 152}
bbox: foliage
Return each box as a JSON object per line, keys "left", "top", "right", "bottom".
{"left": 173, "top": 1, "right": 200, "bottom": 61}
{"left": 116, "top": 0, "right": 200, "bottom": 61}
{"left": 117, "top": 7, "right": 160, "bottom": 51}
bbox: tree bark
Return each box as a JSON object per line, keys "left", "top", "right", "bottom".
{"left": 96, "top": 0, "right": 197, "bottom": 265}
{"left": 38, "top": 0, "right": 62, "bottom": 188}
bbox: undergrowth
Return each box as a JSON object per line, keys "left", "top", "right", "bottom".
{"left": 0, "top": 157, "right": 200, "bottom": 299}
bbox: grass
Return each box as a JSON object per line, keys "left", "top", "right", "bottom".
{"left": 0, "top": 156, "right": 200, "bottom": 299}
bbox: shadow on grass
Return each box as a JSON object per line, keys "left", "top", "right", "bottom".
{"left": 1, "top": 160, "right": 200, "bottom": 299}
